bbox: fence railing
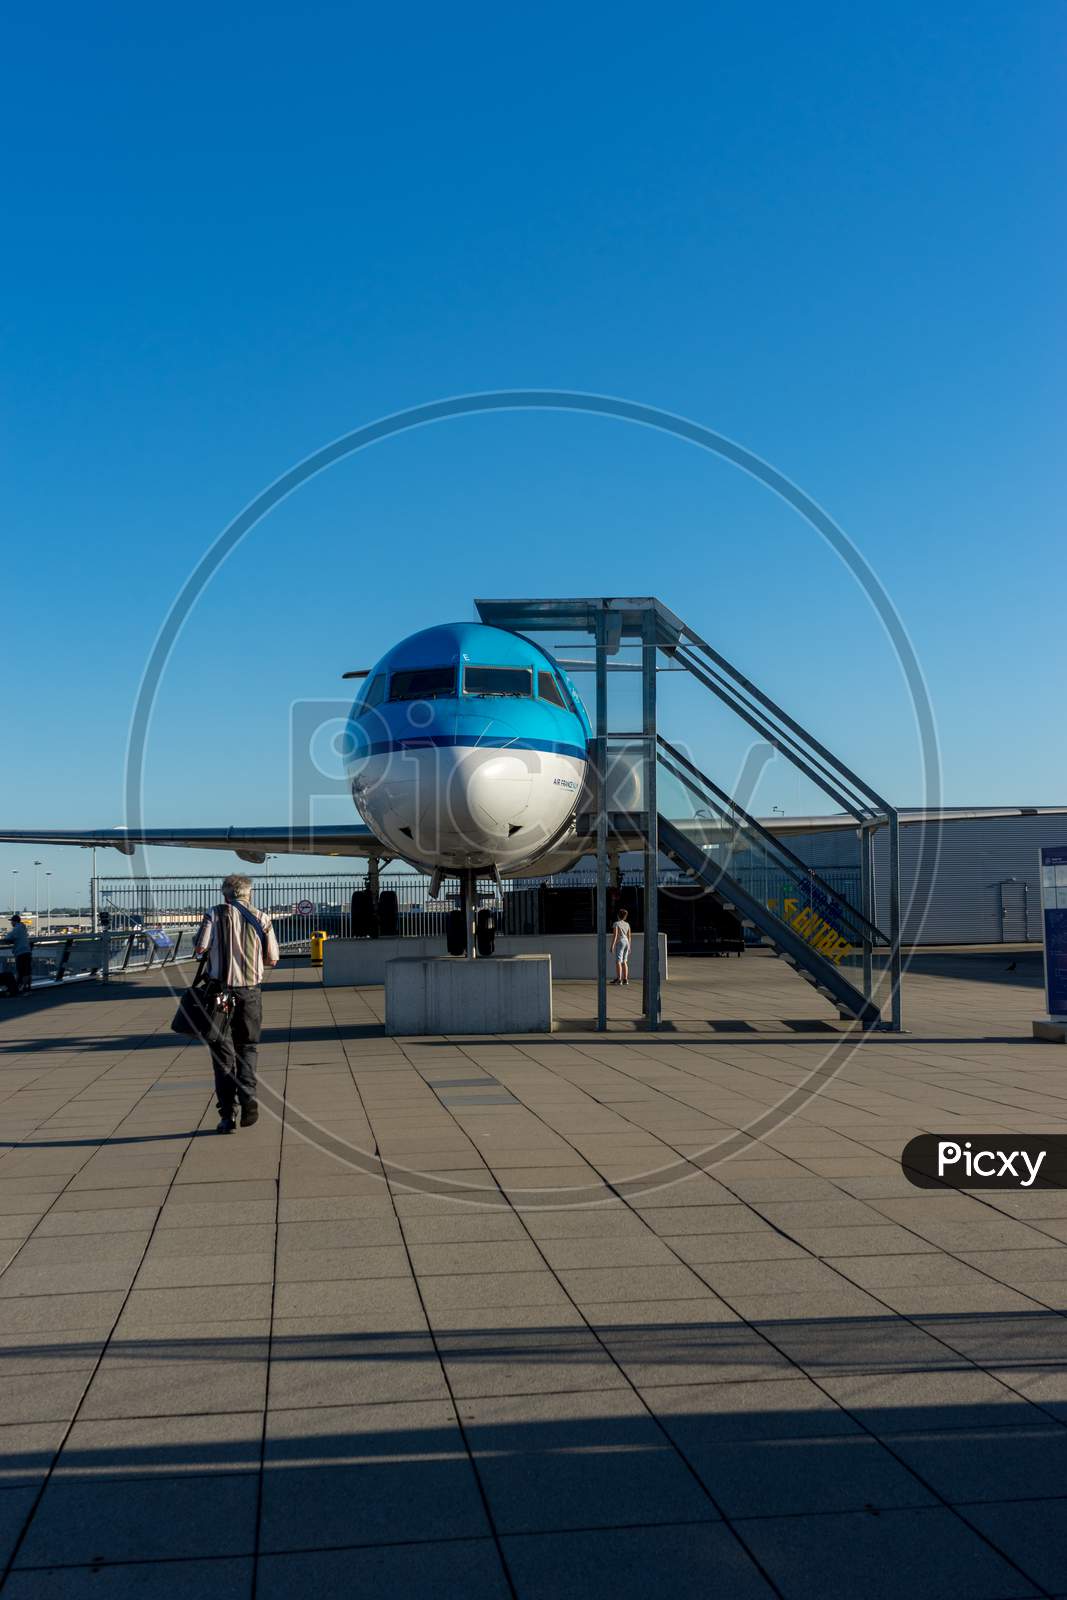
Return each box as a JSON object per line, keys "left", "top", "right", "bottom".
{"left": 0, "top": 927, "right": 199, "bottom": 994}
{"left": 95, "top": 864, "right": 863, "bottom": 955}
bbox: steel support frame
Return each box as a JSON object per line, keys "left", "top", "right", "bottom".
{"left": 641, "top": 609, "right": 660, "bottom": 1029}
{"left": 595, "top": 614, "right": 609, "bottom": 1032}
{"left": 888, "top": 808, "right": 902, "bottom": 1031}
{"left": 859, "top": 825, "right": 874, "bottom": 1003}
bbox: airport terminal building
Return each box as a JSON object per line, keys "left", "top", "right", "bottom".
{"left": 790, "top": 808, "right": 1067, "bottom": 945}
{"left": 592, "top": 807, "right": 1067, "bottom": 948}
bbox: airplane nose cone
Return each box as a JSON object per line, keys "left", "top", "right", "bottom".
{"left": 458, "top": 753, "right": 533, "bottom": 833}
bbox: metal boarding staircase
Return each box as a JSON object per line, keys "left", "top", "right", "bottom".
{"left": 476, "top": 597, "right": 901, "bottom": 1032}
{"left": 652, "top": 737, "right": 887, "bottom": 1028}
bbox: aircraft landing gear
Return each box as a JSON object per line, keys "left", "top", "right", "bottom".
{"left": 459, "top": 868, "right": 478, "bottom": 959}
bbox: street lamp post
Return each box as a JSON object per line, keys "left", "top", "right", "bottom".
{"left": 46, "top": 872, "right": 52, "bottom": 936}
{"left": 9, "top": 870, "right": 16, "bottom": 917}
{"left": 34, "top": 861, "right": 41, "bottom": 937}
{"left": 264, "top": 855, "right": 278, "bottom": 914}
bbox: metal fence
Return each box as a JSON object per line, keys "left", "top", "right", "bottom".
{"left": 96, "top": 875, "right": 459, "bottom": 952}
{"left": 0, "top": 926, "right": 199, "bottom": 995}
{"left": 96, "top": 864, "right": 863, "bottom": 954}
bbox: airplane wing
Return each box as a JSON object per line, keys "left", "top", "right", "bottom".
{"left": 755, "top": 806, "right": 1067, "bottom": 836}
{"left": 0, "top": 825, "right": 385, "bottom": 863}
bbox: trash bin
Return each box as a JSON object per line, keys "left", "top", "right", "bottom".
{"left": 310, "top": 930, "right": 327, "bottom": 967}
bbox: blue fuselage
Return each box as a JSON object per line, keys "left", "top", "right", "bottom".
{"left": 345, "top": 622, "right": 591, "bottom": 872}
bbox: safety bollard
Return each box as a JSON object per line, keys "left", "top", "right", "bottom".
{"left": 310, "top": 930, "right": 327, "bottom": 967}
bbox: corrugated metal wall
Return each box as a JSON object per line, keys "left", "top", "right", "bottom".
{"left": 870, "top": 815, "right": 1067, "bottom": 944}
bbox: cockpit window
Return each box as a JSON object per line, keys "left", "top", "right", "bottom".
{"left": 352, "top": 674, "right": 386, "bottom": 718}
{"left": 463, "top": 665, "right": 533, "bottom": 699}
{"left": 388, "top": 667, "right": 456, "bottom": 701}
{"left": 538, "top": 671, "right": 567, "bottom": 709}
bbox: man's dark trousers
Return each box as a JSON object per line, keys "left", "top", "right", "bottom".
{"left": 209, "top": 986, "right": 262, "bottom": 1115}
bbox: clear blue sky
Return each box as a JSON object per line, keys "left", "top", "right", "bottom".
{"left": 4, "top": 0, "right": 1064, "bottom": 902}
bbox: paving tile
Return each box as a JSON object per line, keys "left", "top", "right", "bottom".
{"left": 276, "top": 1217, "right": 401, "bottom": 1250}
{"left": 579, "top": 1292, "right": 739, "bottom": 1331}
{"left": 820, "top": 1368, "right": 1040, "bottom": 1432}
{"left": 268, "top": 1335, "right": 448, "bottom": 1409}
{"left": 274, "top": 1244, "right": 411, "bottom": 1282}
{"left": 145, "top": 1223, "right": 277, "bottom": 1258}
{"left": 156, "top": 1200, "right": 276, "bottom": 1229}
{"left": 601, "top": 1323, "right": 793, "bottom": 1387}
{"left": 0, "top": 1261, "right": 139, "bottom": 1297}
{"left": 646, "top": 1375, "right": 861, "bottom": 1444}
{"left": 520, "top": 1208, "right": 652, "bottom": 1240}
{"left": 961, "top": 1497, "right": 1067, "bottom": 1594}
{"left": 116, "top": 1284, "right": 273, "bottom": 1331}
{"left": 426, "top": 1302, "right": 588, "bottom": 1334}
{"left": 272, "top": 1277, "right": 422, "bottom": 1320}
{"left": 885, "top": 1425, "right": 1067, "bottom": 1503}
{"left": 134, "top": 1252, "right": 275, "bottom": 1289}
{"left": 696, "top": 1432, "right": 937, "bottom": 1516}
{"left": 0, "top": 1292, "right": 125, "bottom": 1334}
{"left": 260, "top": 1400, "right": 489, "bottom": 1551}
{"left": 168, "top": 1180, "right": 277, "bottom": 1202}
{"left": 740, "top": 1505, "right": 1038, "bottom": 1600}
{"left": 460, "top": 1389, "right": 718, "bottom": 1533}
{"left": 554, "top": 1265, "right": 711, "bottom": 1304}
{"left": 0, "top": 1196, "right": 56, "bottom": 1218}
{"left": 988, "top": 1364, "right": 1067, "bottom": 1420}
{"left": 639, "top": 1205, "right": 767, "bottom": 1234}
{"left": 257, "top": 1541, "right": 510, "bottom": 1600}
{"left": 502, "top": 1522, "right": 776, "bottom": 1599}
{"left": 398, "top": 1213, "right": 528, "bottom": 1244}
{"left": 535, "top": 1236, "right": 677, "bottom": 1270}
{"left": 276, "top": 1195, "right": 395, "bottom": 1223}
{"left": 438, "top": 1329, "right": 627, "bottom": 1398}
{"left": 864, "top": 1283, "right": 1044, "bottom": 1316}
{"left": 31, "top": 1207, "right": 161, "bottom": 1237}
{"left": 51, "top": 1188, "right": 170, "bottom": 1212}
{"left": 826, "top": 1253, "right": 990, "bottom": 1290}
{"left": 755, "top": 1316, "right": 971, "bottom": 1374}
{"left": 14, "top": 1473, "right": 259, "bottom": 1566}
{"left": 54, "top": 1411, "right": 263, "bottom": 1480}
{"left": 727, "top": 1285, "right": 890, "bottom": 1321}
{"left": 14, "top": 1233, "right": 151, "bottom": 1267}
{"left": 776, "top": 1224, "right": 934, "bottom": 1256}
{"left": 0, "top": 1373, "right": 89, "bottom": 1426}
{"left": 79, "top": 1321, "right": 270, "bottom": 1419}
{"left": 669, "top": 1232, "right": 806, "bottom": 1264}
{"left": 917, "top": 1313, "right": 1067, "bottom": 1366}
{"left": 407, "top": 1240, "right": 545, "bottom": 1276}
{"left": 418, "top": 1271, "right": 571, "bottom": 1311}
{"left": 0, "top": 1330, "right": 106, "bottom": 1376}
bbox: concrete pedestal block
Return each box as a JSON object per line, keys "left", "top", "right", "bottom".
{"left": 385, "top": 955, "right": 553, "bottom": 1036}
{"left": 1033, "top": 1017, "right": 1067, "bottom": 1043}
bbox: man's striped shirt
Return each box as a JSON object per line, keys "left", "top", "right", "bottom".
{"left": 194, "top": 902, "right": 279, "bottom": 986}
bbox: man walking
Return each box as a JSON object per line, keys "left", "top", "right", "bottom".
{"left": 194, "top": 874, "right": 279, "bottom": 1134}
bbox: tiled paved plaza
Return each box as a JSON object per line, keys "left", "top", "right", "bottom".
{"left": 0, "top": 951, "right": 1065, "bottom": 1598}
